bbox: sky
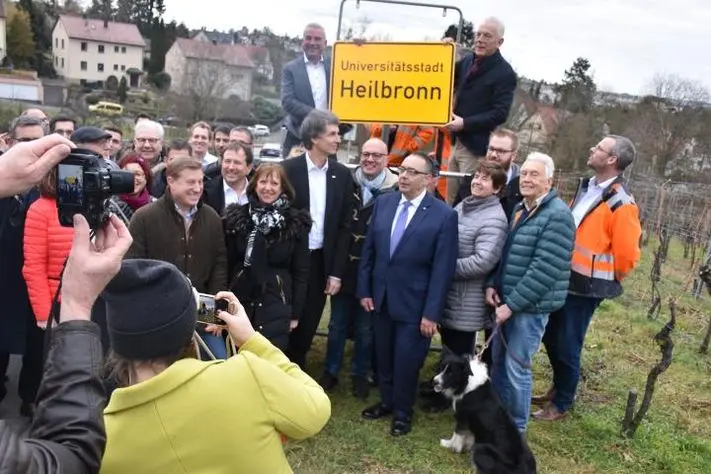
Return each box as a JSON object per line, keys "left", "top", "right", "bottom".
{"left": 164, "top": 0, "right": 711, "bottom": 95}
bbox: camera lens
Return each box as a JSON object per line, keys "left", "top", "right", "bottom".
{"left": 109, "top": 170, "right": 136, "bottom": 194}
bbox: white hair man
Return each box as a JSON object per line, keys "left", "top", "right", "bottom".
{"left": 133, "top": 120, "right": 165, "bottom": 167}
{"left": 483, "top": 152, "right": 576, "bottom": 434}
{"left": 444, "top": 16, "right": 517, "bottom": 204}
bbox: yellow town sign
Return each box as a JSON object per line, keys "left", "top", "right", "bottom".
{"left": 328, "top": 42, "right": 455, "bottom": 126}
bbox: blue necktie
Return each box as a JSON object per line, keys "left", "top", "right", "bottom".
{"left": 390, "top": 201, "right": 411, "bottom": 257}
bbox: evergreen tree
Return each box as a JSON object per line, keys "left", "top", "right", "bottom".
{"left": 7, "top": 8, "right": 36, "bottom": 68}
{"left": 555, "top": 57, "right": 597, "bottom": 113}
{"left": 117, "top": 76, "right": 128, "bottom": 103}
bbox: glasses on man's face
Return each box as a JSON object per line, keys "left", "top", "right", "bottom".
{"left": 487, "top": 146, "right": 512, "bottom": 154}
{"left": 591, "top": 144, "right": 613, "bottom": 155}
{"left": 135, "top": 137, "right": 159, "bottom": 145}
{"left": 361, "top": 152, "right": 386, "bottom": 160}
{"left": 398, "top": 166, "right": 429, "bottom": 176}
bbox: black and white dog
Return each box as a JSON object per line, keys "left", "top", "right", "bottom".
{"left": 433, "top": 347, "right": 537, "bottom": 474}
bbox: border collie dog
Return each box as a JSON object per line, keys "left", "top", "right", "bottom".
{"left": 433, "top": 347, "right": 537, "bottom": 474}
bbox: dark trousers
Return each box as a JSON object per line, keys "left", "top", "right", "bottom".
{"left": 542, "top": 294, "right": 602, "bottom": 412}
{"left": 375, "top": 304, "right": 431, "bottom": 419}
{"left": 287, "top": 250, "right": 326, "bottom": 368}
{"left": 440, "top": 327, "right": 477, "bottom": 356}
{"left": 281, "top": 130, "right": 301, "bottom": 158}
{"left": 0, "top": 320, "right": 44, "bottom": 403}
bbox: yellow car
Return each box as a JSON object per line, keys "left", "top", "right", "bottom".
{"left": 89, "top": 101, "right": 124, "bottom": 116}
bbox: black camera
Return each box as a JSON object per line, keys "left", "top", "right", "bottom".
{"left": 56, "top": 149, "right": 135, "bottom": 229}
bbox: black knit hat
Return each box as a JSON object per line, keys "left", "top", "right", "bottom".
{"left": 103, "top": 259, "right": 197, "bottom": 360}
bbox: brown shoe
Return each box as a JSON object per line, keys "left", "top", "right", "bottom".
{"left": 531, "top": 387, "right": 556, "bottom": 406}
{"left": 532, "top": 403, "right": 567, "bottom": 422}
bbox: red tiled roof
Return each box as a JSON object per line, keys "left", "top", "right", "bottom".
{"left": 58, "top": 15, "right": 146, "bottom": 47}
{"left": 174, "top": 38, "right": 255, "bottom": 68}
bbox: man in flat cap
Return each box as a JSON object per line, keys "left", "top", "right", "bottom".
{"left": 71, "top": 127, "right": 119, "bottom": 170}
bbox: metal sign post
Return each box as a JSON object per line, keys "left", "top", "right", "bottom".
{"left": 335, "top": 0, "right": 464, "bottom": 149}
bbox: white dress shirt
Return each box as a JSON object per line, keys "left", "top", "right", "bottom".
{"left": 571, "top": 176, "right": 617, "bottom": 228}
{"left": 201, "top": 152, "right": 219, "bottom": 167}
{"left": 306, "top": 153, "right": 328, "bottom": 250}
{"left": 391, "top": 189, "right": 428, "bottom": 236}
{"left": 223, "top": 178, "right": 249, "bottom": 207}
{"left": 304, "top": 54, "right": 328, "bottom": 111}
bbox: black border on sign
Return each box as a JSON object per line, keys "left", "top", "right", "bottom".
{"left": 328, "top": 42, "right": 455, "bottom": 126}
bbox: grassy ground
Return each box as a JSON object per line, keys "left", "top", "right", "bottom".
{"left": 285, "top": 240, "right": 711, "bottom": 473}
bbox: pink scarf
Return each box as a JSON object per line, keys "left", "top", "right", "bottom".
{"left": 119, "top": 188, "right": 152, "bottom": 211}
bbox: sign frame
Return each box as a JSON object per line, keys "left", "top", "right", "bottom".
{"left": 328, "top": 41, "right": 456, "bottom": 127}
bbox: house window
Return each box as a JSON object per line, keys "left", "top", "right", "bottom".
{"left": 121, "top": 46, "right": 126, "bottom": 53}
{"left": 55, "top": 38, "right": 58, "bottom": 48}
{"left": 98, "top": 63, "right": 104, "bottom": 72}
{"left": 114, "top": 46, "right": 119, "bottom": 53}
{"left": 120, "top": 65, "right": 126, "bottom": 71}
{"left": 81, "top": 42, "right": 87, "bottom": 52}
{"left": 55, "top": 56, "right": 58, "bottom": 66}
{"left": 62, "top": 39, "right": 65, "bottom": 49}
{"left": 61, "top": 58, "right": 64, "bottom": 68}
{"left": 98, "top": 45, "right": 105, "bottom": 53}
{"left": 113, "top": 64, "right": 118, "bottom": 71}
{"left": 80, "top": 61, "right": 87, "bottom": 71}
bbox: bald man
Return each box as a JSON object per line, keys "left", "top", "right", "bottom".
{"left": 320, "top": 138, "right": 400, "bottom": 398}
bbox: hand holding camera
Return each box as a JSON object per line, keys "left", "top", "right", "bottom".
{"left": 209, "top": 291, "right": 256, "bottom": 347}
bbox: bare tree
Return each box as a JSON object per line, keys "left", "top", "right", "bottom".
{"left": 179, "top": 58, "right": 235, "bottom": 121}
{"left": 627, "top": 74, "right": 710, "bottom": 177}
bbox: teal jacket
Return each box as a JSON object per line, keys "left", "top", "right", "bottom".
{"left": 487, "top": 190, "right": 575, "bottom": 314}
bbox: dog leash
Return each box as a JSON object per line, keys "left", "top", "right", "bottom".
{"left": 473, "top": 319, "right": 532, "bottom": 369}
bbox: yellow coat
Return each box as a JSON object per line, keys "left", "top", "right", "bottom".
{"left": 100, "top": 333, "right": 331, "bottom": 474}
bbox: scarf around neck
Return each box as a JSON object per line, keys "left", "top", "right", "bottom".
{"left": 355, "top": 168, "right": 387, "bottom": 205}
{"left": 243, "top": 195, "right": 289, "bottom": 268}
{"left": 119, "top": 188, "right": 152, "bottom": 211}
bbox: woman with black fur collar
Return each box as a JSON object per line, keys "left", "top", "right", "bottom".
{"left": 222, "top": 164, "right": 312, "bottom": 351}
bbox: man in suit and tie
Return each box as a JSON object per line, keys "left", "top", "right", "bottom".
{"left": 202, "top": 142, "right": 253, "bottom": 215}
{"left": 358, "top": 152, "right": 458, "bottom": 436}
{"left": 283, "top": 109, "right": 355, "bottom": 369}
{"left": 280, "top": 22, "right": 330, "bottom": 158}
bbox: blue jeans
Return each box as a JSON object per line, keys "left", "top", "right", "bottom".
{"left": 324, "top": 293, "right": 373, "bottom": 378}
{"left": 196, "top": 329, "right": 228, "bottom": 360}
{"left": 491, "top": 311, "right": 549, "bottom": 433}
{"left": 542, "top": 294, "right": 602, "bottom": 412}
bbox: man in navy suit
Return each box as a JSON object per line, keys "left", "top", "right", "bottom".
{"left": 280, "top": 22, "right": 330, "bottom": 158}
{"left": 358, "top": 152, "right": 458, "bottom": 436}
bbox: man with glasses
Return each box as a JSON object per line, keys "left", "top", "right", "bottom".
{"left": 0, "top": 115, "right": 46, "bottom": 419}
{"left": 321, "top": 138, "right": 399, "bottom": 399}
{"left": 133, "top": 120, "right": 164, "bottom": 168}
{"left": 443, "top": 17, "right": 517, "bottom": 204}
{"left": 358, "top": 152, "right": 457, "bottom": 436}
{"left": 533, "top": 135, "right": 641, "bottom": 422}
{"left": 455, "top": 128, "right": 523, "bottom": 220}
{"left": 49, "top": 115, "right": 76, "bottom": 139}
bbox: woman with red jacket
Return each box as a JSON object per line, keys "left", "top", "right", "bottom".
{"left": 23, "top": 170, "right": 73, "bottom": 327}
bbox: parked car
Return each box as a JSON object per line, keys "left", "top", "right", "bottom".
{"left": 89, "top": 101, "right": 124, "bottom": 117}
{"left": 252, "top": 124, "right": 270, "bottom": 137}
{"left": 259, "top": 143, "right": 281, "bottom": 159}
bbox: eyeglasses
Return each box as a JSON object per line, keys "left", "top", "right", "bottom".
{"left": 361, "top": 152, "right": 386, "bottom": 159}
{"left": 135, "top": 137, "right": 159, "bottom": 145}
{"left": 487, "top": 146, "right": 513, "bottom": 154}
{"left": 592, "top": 144, "right": 613, "bottom": 155}
{"left": 398, "top": 166, "right": 430, "bottom": 176}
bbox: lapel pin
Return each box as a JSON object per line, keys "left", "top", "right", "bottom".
{"left": 331, "top": 175, "right": 336, "bottom": 179}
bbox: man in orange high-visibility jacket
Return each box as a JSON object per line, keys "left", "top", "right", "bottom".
{"left": 533, "top": 135, "right": 641, "bottom": 422}
{"left": 369, "top": 124, "right": 434, "bottom": 167}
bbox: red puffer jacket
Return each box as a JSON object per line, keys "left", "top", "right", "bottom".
{"left": 22, "top": 197, "right": 73, "bottom": 323}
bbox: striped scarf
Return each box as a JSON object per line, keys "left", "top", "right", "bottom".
{"left": 243, "top": 195, "right": 289, "bottom": 267}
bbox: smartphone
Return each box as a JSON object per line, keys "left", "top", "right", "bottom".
{"left": 196, "top": 293, "right": 229, "bottom": 325}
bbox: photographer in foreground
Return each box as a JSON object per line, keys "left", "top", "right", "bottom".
{"left": 100, "top": 259, "right": 331, "bottom": 474}
{"left": 1, "top": 133, "right": 133, "bottom": 473}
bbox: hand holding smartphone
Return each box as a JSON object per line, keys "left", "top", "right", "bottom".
{"left": 196, "top": 293, "right": 230, "bottom": 326}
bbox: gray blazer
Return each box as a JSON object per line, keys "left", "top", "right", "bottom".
{"left": 442, "top": 195, "right": 508, "bottom": 333}
{"left": 280, "top": 56, "right": 331, "bottom": 137}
